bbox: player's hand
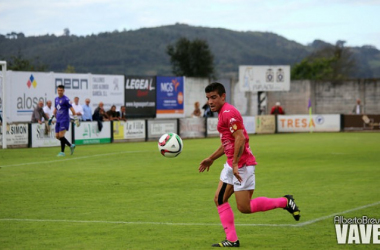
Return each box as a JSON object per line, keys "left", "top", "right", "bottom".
{"left": 73, "top": 116, "right": 81, "bottom": 127}
{"left": 233, "top": 164, "right": 243, "bottom": 183}
{"left": 48, "top": 115, "right": 55, "bottom": 126}
{"left": 199, "top": 158, "right": 213, "bottom": 172}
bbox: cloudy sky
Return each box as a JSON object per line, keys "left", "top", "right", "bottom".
{"left": 1, "top": 0, "right": 379, "bottom": 48}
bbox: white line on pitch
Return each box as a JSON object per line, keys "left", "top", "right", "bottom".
{"left": 295, "top": 200, "right": 380, "bottom": 227}
{"left": 0, "top": 150, "right": 150, "bottom": 168}
{"left": 0, "top": 218, "right": 292, "bottom": 227}
{"left": 1, "top": 201, "right": 379, "bottom": 227}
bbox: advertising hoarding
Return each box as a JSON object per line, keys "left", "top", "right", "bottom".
{"left": 206, "top": 118, "right": 219, "bottom": 137}
{"left": 242, "top": 116, "right": 256, "bottom": 134}
{"left": 74, "top": 121, "right": 111, "bottom": 145}
{"left": 124, "top": 76, "right": 156, "bottom": 118}
{"left": 0, "top": 123, "right": 28, "bottom": 147}
{"left": 147, "top": 119, "right": 178, "bottom": 139}
{"left": 256, "top": 115, "right": 276, "bottom": 134}
{"left": 113, "top": 120, "right": 146, "bottom": 140}
{"left": 179, "top": 118, "right": 205, "bottom": 138}
{"left": 156, "top": 76, "right": 184, "bottom": 118}
{"left": 277, "top": 115, "right": 341, "bottom": 132}
{"left": 9, "top": 71, "right": 55, "bottom": 122}
{"left": 31, "top": 123, "right": 72, "bottom": 148}
{"left": 239, "top": 65, "right": 290, "bottom": 92}
{"left": 91, "top": 74, "right": 124, "bottom": 112}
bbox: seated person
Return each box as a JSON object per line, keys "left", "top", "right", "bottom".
{"left": 116, "top": 106, "right": 127, "bottom": 121}
{"left": 106, "top": 105, "right": 119, "bottom": 121}
{"left": 93, "top": 102, "right": 109, "bottom": 121}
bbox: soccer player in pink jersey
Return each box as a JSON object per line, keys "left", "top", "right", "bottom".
{"left": 199, "top": 82, "right": 300, "bottom": 247}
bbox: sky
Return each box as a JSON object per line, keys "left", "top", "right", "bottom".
{"left": 1, "top": 0, "right": 379, "bottom": 49}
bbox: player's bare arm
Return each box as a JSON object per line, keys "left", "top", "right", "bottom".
{"left": 232, "top": 129, "right": 246, "bottom": 182}
{"left": 199, "top": 144, "right": 225, "bottom": 172}
{"left": 70, "top": 107, "right": 76, "bottom": 116}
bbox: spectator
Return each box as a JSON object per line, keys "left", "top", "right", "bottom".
{"left": 70, "top": 96, "right": 84, "bottom": 120}
{"left": 202, "top": 102, "right": 214, "bottom": 117}
{"left": 43, "top": 100, "right": 53, "bottom": 119}
{"left": 106, "top": 105, "right": 119, "bottom": 121}
{"left": 100, "top": 108, "right": 110, "bottom": 121}
{"left": 31, "top": 100, "right": 49, "bottom": 124}
{"left": 93, "top": 102, "right": 108, "bottom": 131}
{"left": 191, "top": 101, "right": 201, "bottom": 118}
{"left": 270, "top": 102, "right": 285, "bottom": 115}
{"left": 117, "top": 106, "right": 127, "bottom": 121}
{"left": 82, "top": 98, "right": 92, "bottom": 121}
{"left": 93, "top": 102, "right": 106, "bottom": 121}
{"left": 352, "top": 99, "right": 363, "bottom": 114}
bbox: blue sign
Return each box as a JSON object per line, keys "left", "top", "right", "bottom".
{"left": 156, "top": 76, "right": 184, "bottom": 117}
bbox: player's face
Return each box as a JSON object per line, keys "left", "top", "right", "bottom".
{"left": 57, "top": 88, "right": 64, "bottom": 97}
{"left": 206, "top": 91, "right": 226, "bottom": 113}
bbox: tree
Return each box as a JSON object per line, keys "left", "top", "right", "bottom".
{"left": 292, "top": 40, "right": 356, "bottom": 81}
{"left": 167, "top": 37, "right": 215, "bottom": 78}
{"left": 64, "top": 65, "right": 76, "bottom": 73}
{"left": 6, "top": 51, "right": 48, "bottom": 71}
{"left": 291, "top": 57, "right": 335, "bottom": 80}
{"left": 63, "top": 28, "right": 70, "bottom": 36}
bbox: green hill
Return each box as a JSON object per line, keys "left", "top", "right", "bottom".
{"left": 1, "top": 23, "right": 379, "bottom": 78}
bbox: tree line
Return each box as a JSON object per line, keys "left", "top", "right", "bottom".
{"left": 1, "top": 24, "right": 379, "bottom": 80}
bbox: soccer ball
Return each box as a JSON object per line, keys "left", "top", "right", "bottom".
{"left": 158, "top": 133, "right": 183, "bottom": 158}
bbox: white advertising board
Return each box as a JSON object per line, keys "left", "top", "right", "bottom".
{"left": 74, "top": 121, "right": 111, "bottom": 145}
{"left": 277, "top": 115, "right": 341, "bottom": 132}
{"left": 9, "top": 71, "right": 55, "bottom": 122}
{"left": 124, "top": 120, "right": 146, "bottom": 139}
{"left": 206, "top": 117, "right": 255, "bottom": 136}
{"left": 206, "top": 118, "right": 219, "bottom": 137}
{"left": 179, "top": 118, "right": 205, "bottom": 138}
{"left": 0, "top": 124, "right": 28, "bottom": 146}
{"left": 54, "top": 73, "right": 91, "bottom": 106}
{"left": 4, "top": 72, "right": 125, "bottom": 122}
{"left": 239, "top": 65, "right": 290, "bottom": 92}
{"left": 91, "top": 74, "right": 124, "bottom": 111}
{"left": 31, "top": 123, "right": 72, "bottom": 148}
{"left": 242, "top": 116, "right": 256, "bottom": 134}
{"left": 0, "top": 72, "right": 2, "bottom": 115}
{"left": 147, "top": 119, "right": 178, "bottom": 139}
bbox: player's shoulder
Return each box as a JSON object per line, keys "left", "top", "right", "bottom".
{"left": 62, "top": 95, "right": 71, "bottom": 102}
{"left": 221, "top": 103, "right": 240, "bottom": 116}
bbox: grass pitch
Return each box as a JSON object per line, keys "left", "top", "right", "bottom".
{"left": 0, "top": 132, "right": 379, "bottom": 249}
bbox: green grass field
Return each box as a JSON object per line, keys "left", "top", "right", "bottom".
{"left": 1, "top": 132, "right": 379, "bottom": 249}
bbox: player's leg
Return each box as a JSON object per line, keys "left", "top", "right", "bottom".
{"left": 213, "top": 181, "right": 234, "bottom": 207}
{"left": 55, "top": 122, "right": 66, "bottom": 157}
{"left": 58, "top": 120, "right": 76, "bottom": 155}
{"left": 57, "top": 130, "right": 68, "bottom": 156}
{"left": 234, "top": 165, "right": 300, "bottom": 220}
{"left": 212, "top": 164, "right": 240, "bottom": 247}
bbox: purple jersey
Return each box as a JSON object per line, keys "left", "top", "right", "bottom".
{"left": 55, "top": 95, "right": 72, "bottom": 122}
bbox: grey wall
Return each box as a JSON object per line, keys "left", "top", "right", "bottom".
{"left": 185, "top": 78, "right": 380, "bottom": 116}
{"left": 267, "top": 79, "right": 380, "bottom": 115}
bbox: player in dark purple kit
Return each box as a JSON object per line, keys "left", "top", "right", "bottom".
{"left": 51, "top": 85, "right": 78, "bottom": 156}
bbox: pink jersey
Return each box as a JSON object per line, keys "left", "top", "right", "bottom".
{"left": 217, "top": 102, "right": 257, "bottom": 168}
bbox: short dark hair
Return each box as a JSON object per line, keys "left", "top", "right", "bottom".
{"left": 205, "top": 82, "right": 226, "bottom": 96}
{"left": 57, "top": 85, "right": 65, "bottom": 89}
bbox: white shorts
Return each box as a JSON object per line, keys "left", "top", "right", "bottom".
{"left": 220, "top": 163, "right": 255, "bottom": 191}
